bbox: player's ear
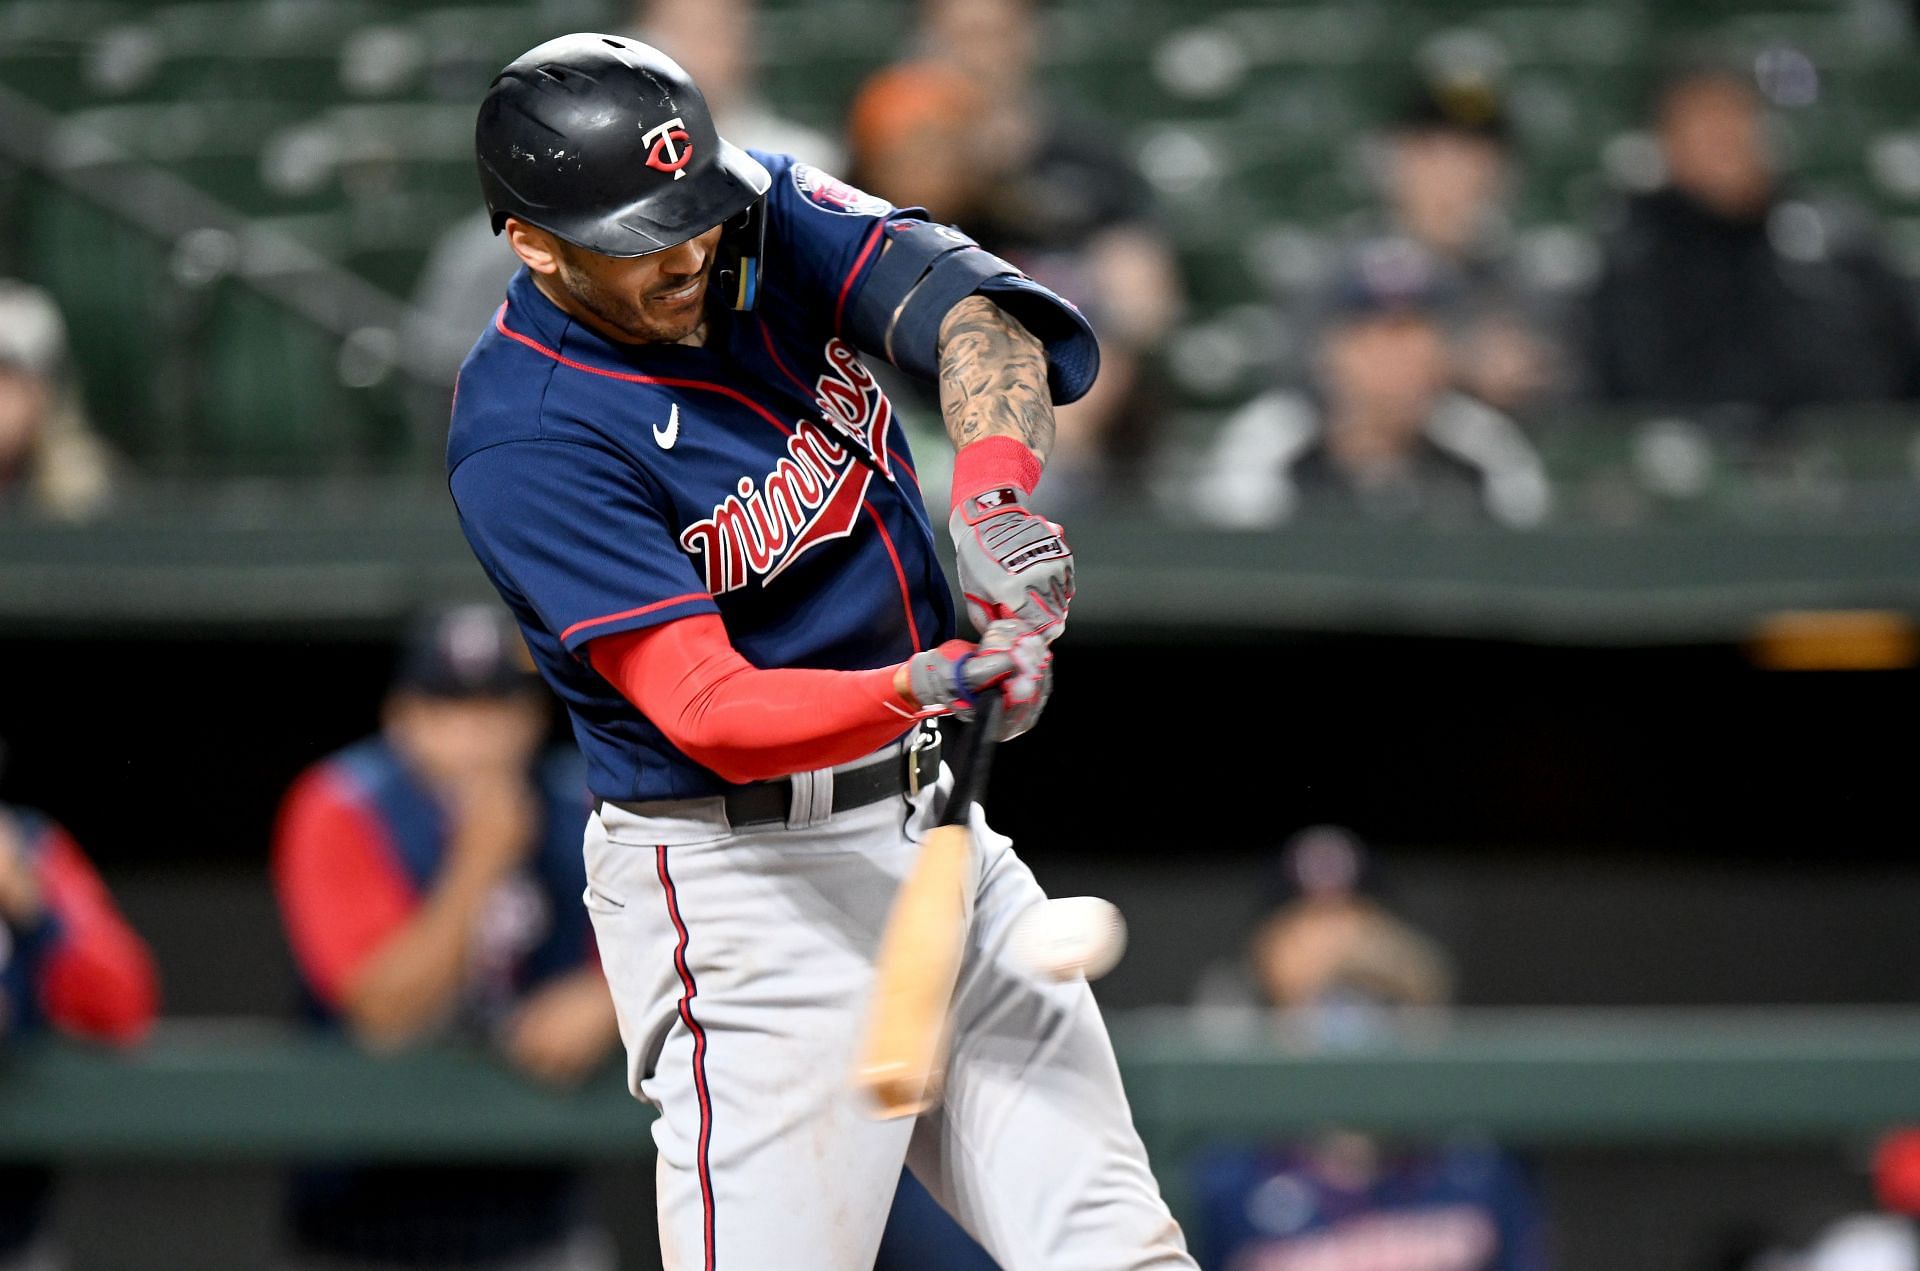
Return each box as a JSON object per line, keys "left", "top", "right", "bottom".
{"left": 504, "top": 218, "right": 562, "bottom": 276}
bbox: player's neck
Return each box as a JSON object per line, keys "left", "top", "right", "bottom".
{"left": 531, "top": 273, "right": 710, "bottom": 349}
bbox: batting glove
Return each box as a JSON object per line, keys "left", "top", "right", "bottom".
{"left": 905, "top": 620, "right": 1053, "bottom": 741}
{"left": 949, "top": 486, "right": 1073, "bottom": 641}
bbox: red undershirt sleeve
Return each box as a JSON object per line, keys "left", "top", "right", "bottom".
{"left": 34, "top": 828, "right": 160, "bottom": 1046}
{"left": 588, "top": 615, "right": 965, "bottom": 785}
{"left": 272, "top": 769, "right": 420, "bottom": 1010}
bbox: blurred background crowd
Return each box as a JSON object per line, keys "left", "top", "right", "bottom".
{"left": 8, "top": 0, "right": 1920, "bottom": 524}
{"left": 4, "top": 0, "right": 1920, "bottom": 1269}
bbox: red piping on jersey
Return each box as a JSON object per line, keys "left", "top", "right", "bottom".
{"left": 888, "top": 449, "right": 918, "bottom": 485}
{"left": 757, "top": 320, "right": 814, "bottom": 399}
{"left": 834, "top": 221, "right": 887, "bottom": 337}
{"left": 656, "top": 846, "right": 716, "bottom": 1271}
{"left": 863, "top": 500, "right": 922, "bottom": 652}
{"left": 494, "top": 304, "right": 794, "bottom": 440}
{"left": 559, "top": 591, "right": 713, "bottom": 645}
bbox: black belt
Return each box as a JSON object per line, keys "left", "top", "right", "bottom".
{"left": 724, "top": 732, "right": 941, "bottom": 827}
{"left": 597, "top": 729, "right": 941, "bottom": 829}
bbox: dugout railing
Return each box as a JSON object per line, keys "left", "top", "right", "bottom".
{"left": 4, "top": 1008, "right": 1917, "bottom": 1224}
{"left": 6, "top": 499, "right": 1920, "bottom": 645}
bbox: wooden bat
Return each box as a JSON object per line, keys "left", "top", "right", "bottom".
{"left": 856, "top": 696, "right": 1003, "bottom": 1119}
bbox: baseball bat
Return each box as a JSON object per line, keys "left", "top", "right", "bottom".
{"left": 856, "top": 696, "right": 1002, "bottom": 1119}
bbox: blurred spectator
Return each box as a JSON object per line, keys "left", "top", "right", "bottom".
{"left": 0, "top": 794, "right": 159, "bottom": 1271}
{"left": 847, "top": 63, "right": 986, "bottom": 229}
{"left": 0, "top": 282, "right": 115, "bottom": 522}
{"left": 1189, "top": 827, "right": 1548, "bottom": 1271}
{"left": 1589, "top": 64, "right": 1920, "bottom": 420}
{"left": 1195, "top": 242, "right": 1551, "bottom": 528}
{"left": 407, "top": 0, "right": 839, "bottom": 386}
{"left": 847, "top": 0, "right": 1184, "bottom": 508}
{"left": 270, "top": 605, "right": 618, "bottom": 1271}
{"left": 1335, "top": 75, "right": 1573, "bottom": 414}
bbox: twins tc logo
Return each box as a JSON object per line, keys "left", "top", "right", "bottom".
{"left": 679, "top": 341, "right": 894, "bottom": 594}
{"left": 642, "top": 117, "right": 693, "bottom": 179}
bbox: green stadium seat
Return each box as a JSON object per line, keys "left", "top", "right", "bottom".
{"left": 53, "top": 103, "right": 324, "bottom": 216}
{"left": 1785, "top": 405, "right": 1920, "bottom": 478}
{"left": 1239, "top": 64, "right": 1391, "bottom": 136}
{"left": 192, "top": 283, "right": 419, "bottom": 472}
{"left": 146, "top": 0, "right": 375, "bottom": 50}
{"left": 58, "top": 100, "right": 305, "bottom": 161}
{"left": 0, "top": 1, "right": 133, "bottom": 44}
{"left": 1178, "top": 242, "right": 1265, "bottom": 314}
{"left": 1458, "top": 6, "right": 1649, "bottom": 65}
{"left": 1681, "top": 12, "right": 1890, "bottom": 68}
{"left": 16, "top": 0, "right": 1917, "bottom": 476}
{"left": 1213, "top": 6, "right": 1398, "bottom": 66}
{"left": 0, "top": 49, "right": 99, "bottom": 113}
{"left": 1832, "top": 62, "right": 1920, "bottom": 122}
{"left": 138, "top": 51, "right": 343, "bottom": 104}
{"left": 18, "top": 189, "right": 171, "bottom": 461}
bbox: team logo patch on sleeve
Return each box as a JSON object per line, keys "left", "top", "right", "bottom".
{"left": 791, "top": 163, "right": 891, "bottom": 217}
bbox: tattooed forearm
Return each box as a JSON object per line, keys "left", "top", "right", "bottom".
{"left": 936, "top": 295, "right": 1055, "bottom": 459}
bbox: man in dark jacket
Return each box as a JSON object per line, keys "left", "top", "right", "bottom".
{"left": 1198, "top": 241, "right": 1551, "bottom": 529}
{"left": 1590, "top": 65, "right": 1920, "bottom": 420}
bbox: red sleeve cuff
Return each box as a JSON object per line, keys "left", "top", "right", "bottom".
{"left": 949, "top": 436, "right": 1043, "bottom": 513}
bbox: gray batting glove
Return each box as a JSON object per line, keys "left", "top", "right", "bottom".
{"left": 949, "top": 487, "right": 1072, "bottom": 640}
{"left": 906, "top": 620, "right": 1054, "bottom": 741}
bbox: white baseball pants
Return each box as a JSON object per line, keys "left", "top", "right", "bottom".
{"left": 582, "top": 744, "right": 1194, "bottom": 1271}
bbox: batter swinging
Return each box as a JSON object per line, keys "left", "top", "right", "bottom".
{"left": 448, "top": 35, "right": 1195, "bottom": 1270}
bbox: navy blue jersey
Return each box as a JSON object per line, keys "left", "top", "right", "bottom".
{"left": 276, "top": 738, "right": 597, "bottom": 1026}
{"left": 273, "top": 742, "right": 597, "bottom": 1264}
{"left": 450, "top": 152, "right": 1014, "bottom": 802}
{"left": 1192, "top": 1141, "right": 1548, "bottom": 1271}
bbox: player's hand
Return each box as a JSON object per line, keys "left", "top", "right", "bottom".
{"left": 949, "top": 487, "right": 1072, "bottom": 640}
{"left": 0, "top": 819, "right": 43, "bottom": 928}
{"left": 904, "top": 620, "right": 1052, "bottom": 741}
{"left": 443, "top": 776, "right": 539, "bottom": 883}
{"left": 501, "top": 968, "right": 622, "bottom": 1086}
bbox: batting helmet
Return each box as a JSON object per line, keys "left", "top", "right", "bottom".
{"left": 475, "top": 34, "right": 771, "bottom": 297}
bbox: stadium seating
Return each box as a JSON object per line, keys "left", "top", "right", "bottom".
{"left": 2, "top": 0, "right": 1918, "bottom": 475}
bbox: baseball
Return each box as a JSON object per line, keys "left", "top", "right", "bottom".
{"left": 1008, "top": 897, "right": 1128, "bottom": 982}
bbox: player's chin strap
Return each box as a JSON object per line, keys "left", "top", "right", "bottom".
{"left": 710, "top": 197, "right": 768, "bottom": 312}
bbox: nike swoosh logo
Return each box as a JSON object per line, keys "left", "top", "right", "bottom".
{"left": 654, "top": 402, "right": 679, "bottom": 450}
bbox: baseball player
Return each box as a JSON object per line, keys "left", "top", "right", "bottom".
{"left": 271, "top": 606, "right": 619, "bottom": 1270}
{"left": 448, "top": 35, "right": 1195, "bottom": 1270}
{"left": 0, "top": 797, "right": 158, "bottom": 1271}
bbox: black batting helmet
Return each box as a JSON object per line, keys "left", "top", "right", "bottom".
{"left": 475, "top": 34, "right": 770, "bottom": 287}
